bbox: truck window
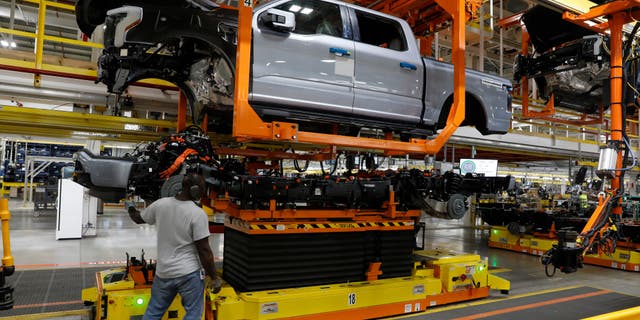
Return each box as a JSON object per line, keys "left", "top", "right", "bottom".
{"left": 354, "top": 10, "right": 407, "bottom": 51}
{"left": 275, "top": 0, "right": 345, "bottom": 38}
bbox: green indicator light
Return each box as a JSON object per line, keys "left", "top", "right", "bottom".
{"left": 136, "top": 298, "right": 144, "bottom": 305}
{"left": 492, "top": 229, "right": 498, "bottom": 235}
{"left": 477, "top": 264, "right": 485, "bottom": 272}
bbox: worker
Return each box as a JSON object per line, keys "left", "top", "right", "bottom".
{"left": 126, "top": 173, "right": 221, "bottom": 320}
{"left": 315, "top": 12, "right": 342, "bottom": 37}
{"left": 579, "top": 192, "right": 588, "bottom": 209}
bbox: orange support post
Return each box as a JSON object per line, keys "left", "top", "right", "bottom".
{"left": 519, "top": 30, "right": 555, "bottom": 119}
{"left": 0, "top": 199, "right": 13, "bottom": 272}
{"left": 232, "top": 0, "right": 468, "bottom": 155}
{"left": 428, "top": 0, "right": 466, "bottom": 151}
{"left": 609, "top": 12, "right": 625, "bottom": 217}
{"left": 417, "top": 36, "right": 433, "bottom": 57}
{"left": 561, "top": 1, "right": 640, "bottom": 245}
{"left": 365, "top": 262, "right": 383, "bottom": 281}
{"left": 201, "top": 113, "right": 209, "bottom": 134}
{"left": 520, "top": 30, "right": 530, "bottom": 115}
{"left": 177, "top": 90, "right": 187, "bottom": 132}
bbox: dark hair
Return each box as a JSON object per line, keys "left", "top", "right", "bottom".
{"left": 182, "top": 173, "right": 204, "bottom": 189}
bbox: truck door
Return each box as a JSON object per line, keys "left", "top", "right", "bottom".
{"left": 350, "top": 9, "right": 424, "bottom": 125}
{"left": 252, "top": 0, "right": 355, "bottom": 116}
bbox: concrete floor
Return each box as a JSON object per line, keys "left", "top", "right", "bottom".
{"left": 2, "top": 200, "right": 639, "bottom": 319}
{"left": 8, "top": 203, "right": 223, "bottom": 269}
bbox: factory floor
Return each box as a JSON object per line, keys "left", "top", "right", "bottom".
{"left": 2, "top": 200, "right": 639, "bottom": 319}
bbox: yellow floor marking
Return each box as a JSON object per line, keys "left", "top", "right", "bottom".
{"left": 389, "top": 285, "right": 584, "bottom": 319}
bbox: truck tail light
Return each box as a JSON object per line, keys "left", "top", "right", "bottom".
{"left": 505, "top": 85, "right": 513, "bottom": 112}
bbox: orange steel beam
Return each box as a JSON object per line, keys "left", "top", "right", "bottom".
{"left": 567, "top": 0, "right": 640, "bottom": 23}
{"left": 497, "top": 12, "right": 524, "bottom": 28}
{"left": 232, "top": 0, "right": 467, "bottom": 154}
{"left": 372, "top": 0, "right": 420, "bottom": 15}
{"left": 215, "top": 197, "right": 421, "bottom": 221}
{"left": 418, "top": 36, "right": 434, "bottom": 56}
{"left": 537, "top": 105, "right": 605, "bottom": 126}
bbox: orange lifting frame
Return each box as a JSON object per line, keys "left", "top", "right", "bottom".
{"left": 232, "top": 0, "right": 468, "bottom": 154}
{"left": 498, "top": 13, "right": 605, "bottom": 125}
{"left": 213, "top": 189, "right": 421, "bottom": 222}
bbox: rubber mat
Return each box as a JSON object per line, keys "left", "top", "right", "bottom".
{"left": 405, "top": 286, "right": 640, "bottom": 320}
{"left": 0, "top": 266, "right": 101, "bottom": 317}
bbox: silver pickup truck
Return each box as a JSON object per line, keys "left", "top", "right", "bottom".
{"left": 76, "top": 0, "right": 512, "bottom": 137}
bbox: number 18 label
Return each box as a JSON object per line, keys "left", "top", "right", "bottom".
{"left": 348, "top": 293, "right": 356, "bottom": 305}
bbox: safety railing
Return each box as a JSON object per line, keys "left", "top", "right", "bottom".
{"left": 0, "top": 0, "right": 171, "bottom": 87}
{"left": 511, "top": 99, "right": 640, "bottom": 153}
{"left": 0, "top": 0, "right": 100, "bottom": 85}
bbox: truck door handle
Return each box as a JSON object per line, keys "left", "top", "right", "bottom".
{"left": 329, "top": 47, "right": 351, "bottom": 57}
{"left": 400, "top": 62, "right": 417, "bottom": 70}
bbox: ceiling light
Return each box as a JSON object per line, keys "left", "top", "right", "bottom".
{"left": 10, "top": 42, "right": 16, "bottom": 48}
{"left": 0, "top": 40, "right": 8, "bottom": 47}
{"left": 300, "top": 8, "right": 313, "bottom": 15}
{"left": 289, "top": 4, "right": 301, "bottom": 12}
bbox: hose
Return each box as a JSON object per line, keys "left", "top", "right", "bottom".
{"left": 294, "top": 158, "right": 309, "bottom": 173}
{"left": 541, "top": 248, "right": 556, "bottom": 277}
{"left": 286, "top": 147, "right": 309, "bottom": 173}
{"left": 320, "top": 153, "right": 340, "bottom": 176}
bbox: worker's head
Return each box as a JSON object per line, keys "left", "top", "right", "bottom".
{"left": 180, "top": 173, "right": 206, "bottom": 201}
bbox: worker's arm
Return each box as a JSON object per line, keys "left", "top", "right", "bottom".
{"left": 195, "top": 237, "right": 221, "bottom": 293}
{"left": 195, "top": 237, "right": 217, "bottom": 278}
{"left": 125, "top": 201, "right": 146, "bottom": 224}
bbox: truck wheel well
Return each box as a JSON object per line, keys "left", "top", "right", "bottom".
{"left": 438, "top": 93, "right": 488, "bottom": 135}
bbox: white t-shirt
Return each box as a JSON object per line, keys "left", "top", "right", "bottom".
{"left": 141, "top": 197, "right": 210, "bottom": 278}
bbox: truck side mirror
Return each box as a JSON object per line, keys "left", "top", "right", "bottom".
{"left": 260, "top": 8, "right": 295, "bottom": 32}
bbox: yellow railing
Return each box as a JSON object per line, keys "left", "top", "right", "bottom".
{"left": 24, "top": 0, "right": 74, "bottom": 11}
{"left": 0, "top": 105, "right": 178, "bottom": 143}
{"left": 0, "top": 0, "right": 172, "bottom": 87}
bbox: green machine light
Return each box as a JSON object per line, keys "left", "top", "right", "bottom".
{"left": 477, "top": 264, "right": 486, "bottom": 272}
{"left": 136, "top": 298, "right": 144, "bottom": 305}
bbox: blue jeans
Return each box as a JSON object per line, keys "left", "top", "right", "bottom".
{"left": 143, "top": 269, "right": 204, "bottom": 320}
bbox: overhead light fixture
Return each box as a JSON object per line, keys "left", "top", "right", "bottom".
{"left": 10, "top": 41, "right": 16, "bottom": 48}
{"left": 300, "top": 8, "right": 313, "bottom": 15}
{"left": 0, "top": 40, "right": 8, "bottom": 47}
{"left": 289, "top": 4, "right": 301, "bottom": 12}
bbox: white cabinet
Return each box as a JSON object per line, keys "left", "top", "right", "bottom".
{"left": 55, "top": 179, "right": 85, "bottom": 239}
